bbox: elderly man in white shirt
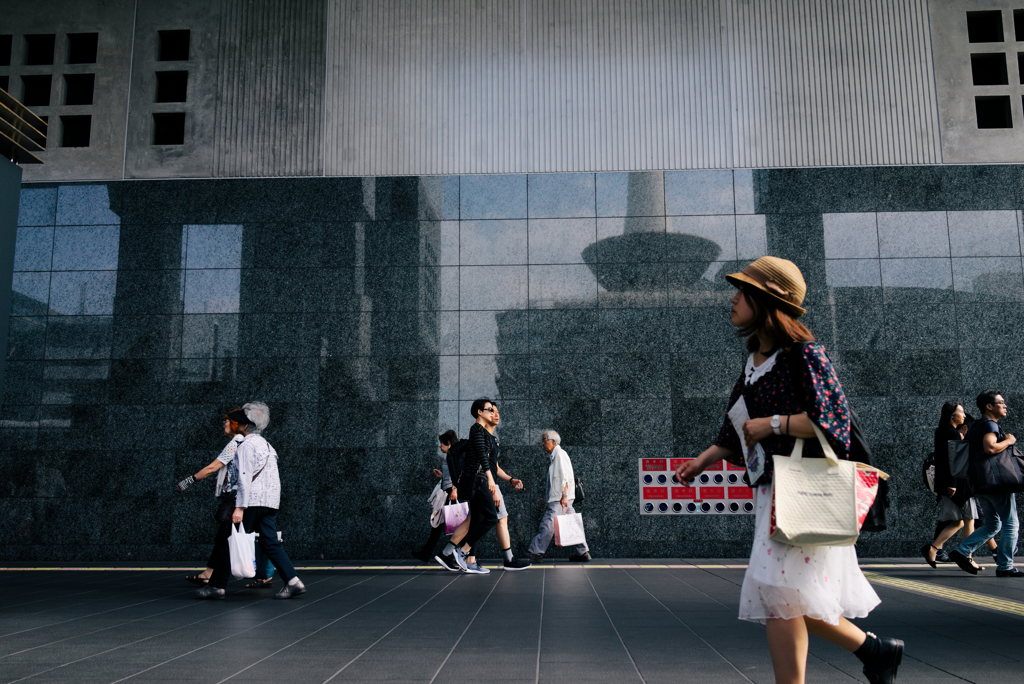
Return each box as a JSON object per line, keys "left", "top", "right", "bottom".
{"left": 196, "top": 402, "right": 307, "bottom": 600}
{"left": 527, "top": 430, "right": 591, "bottom": 562}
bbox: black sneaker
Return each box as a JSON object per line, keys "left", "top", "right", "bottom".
{"left": 568, "top": 552, "right": 592, "bottom": 563}
{"left": 503, "top": 557, "right": 531, "bottom": 571}
{"left": 935, "top": 549, "right": 952, "bottom": 563}
{"left": 274, "top": 579, "right": 306, "bottom": 599}
{"left": 528, "top": 552, "right": 544, "bottom": 562}
{"left": 434, "top": 553, "right": 461, "bottom": 572}
{"left": 194, "top": 586, "right": 225, "bottom": 600}
{"left": 996, "top": 567, "right": 1024, "bottom": 577}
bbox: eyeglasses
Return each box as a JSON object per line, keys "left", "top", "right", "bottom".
{"left": 540, "top": 438, "right": 554, "bottom": 443}
{"left": 481, "top": 407, "right": 498, "bottom": 413}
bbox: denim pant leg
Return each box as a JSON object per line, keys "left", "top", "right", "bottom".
{"left": 955, "top": 494, "right": 1004, "bottom": 558}
{"left": 995, "top": 493, "right": 1019, "bottom": 570}
{"left": 246, "top": 507, "right": 297, "bottom": 582}
{"left": 529, "top": 503, "right": 558, "bottom": 555}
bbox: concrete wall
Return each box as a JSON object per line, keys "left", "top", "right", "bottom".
{"left": 1, "top": 0, "right": 970, "bottom": 181}
{"left": 0, "top": 159, "right": 23, "bottom": 395}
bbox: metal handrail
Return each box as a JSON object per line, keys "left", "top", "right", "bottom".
{"left": 0, "top": 87, "right": 47, "bottom": 164}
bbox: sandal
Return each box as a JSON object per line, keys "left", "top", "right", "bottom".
{"left": 185, "top": 574, "right": 210, "bottom": 586}
{"left": 920, "top": 544, "right": 939, "bottom": 569}
{"left": 245, "top": 578, "right": 273, "bottom": 589}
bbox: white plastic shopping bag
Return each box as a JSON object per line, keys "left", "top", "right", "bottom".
{"left": 228, "top": 522, "right": 257, "bottom": 579}
{"left": 554, "top": 512, "right": 586, "bottom": 547}
{"left": 443, "top": 501, "right": 470, "bottom": 534}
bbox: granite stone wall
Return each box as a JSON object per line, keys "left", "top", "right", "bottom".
{"left": 3, "top": 166, "right": 1024, "bottom": 561}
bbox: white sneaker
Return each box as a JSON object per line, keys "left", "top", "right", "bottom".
{"left": 464, "top": 562, "right": 490, "bottom": 574}
{"left": 452, "top": 549, "right": 469, "bottom": 572}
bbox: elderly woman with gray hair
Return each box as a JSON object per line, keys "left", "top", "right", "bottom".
{"left": 527, "top": 430, "right": 591, "bottom": 562}
{"left": 188, "top": 402, "right": 306, "bottom": 600}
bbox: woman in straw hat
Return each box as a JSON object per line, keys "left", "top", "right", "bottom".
{"left": 674, "top": 256, "right": 903, "bottom": 684}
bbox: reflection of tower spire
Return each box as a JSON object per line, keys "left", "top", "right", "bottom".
{"left": 583, "top": 172, "right": 720, "bottom": 291}
{"left": 625, "top": 171, "right": 660, "bottom": 221}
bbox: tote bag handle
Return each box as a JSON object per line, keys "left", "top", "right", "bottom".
{"left": 789, "top": 424, "right": 842, "bottom": 468}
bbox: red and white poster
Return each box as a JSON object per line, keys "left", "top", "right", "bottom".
{"left": 638, "top": 458, "right": 755, "bottom": 515}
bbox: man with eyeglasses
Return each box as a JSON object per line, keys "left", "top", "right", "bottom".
{"left": 949, "top": 390, "right": 1021, "bottom": 577}
{"left": 436, "top": 398, "right": 504, "bottom": 574}
{"left": 527, "top": 430, "right": 591, "bottom": 563}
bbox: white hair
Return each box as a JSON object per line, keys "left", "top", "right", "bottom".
{"left": 541, "top": 429, "right": 560, "bottom": 445}
{"left": 243, "top": 401, "right": 270, "bottom": 433}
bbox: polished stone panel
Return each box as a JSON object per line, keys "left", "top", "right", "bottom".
{"left": 10, "top": 272, "right": 50, "bottom": 315}
{"left": 877, "top": 211, "right": 949, "bottom": 258}
{"left": 528, "top": 173, "right": 595, "bottom": 218}
{"left": 460, "top": 174, "right": 527, "bottom": 219}
{"left": 460, "top": 219, "right": 527, "bottom": 265}
{"left": 665, "top": 170, "right": 734, "bottom": 215}
{"left": 13, "top": 226, "right": 54, "bottom": 271}
{"left": 528, "top": 218, "right": 595, "bottom": 264}
{"left": 596, "top": 171, "right": 665, "bottom": 217}
{"left": 52, "top": 225, "right": 121, "bottom": 270}
{"left": 49, "top": 271, "right": 117, "bottom": 315}
{"left": 9, "top": 166, "right": 1024, "bottom": 562}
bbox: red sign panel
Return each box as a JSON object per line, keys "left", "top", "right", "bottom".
{"left": 726, "top": 461, "right": 746, "bottom": 471}
{"left": 642, "top": 458, "right": 668, "bottom": 471}
{"left": 643, "top": 486, "right": 668, "bottom": 499}
{"left": 669, "top": 458, "right": 690, "bottom": 470}
{"left": 728, "top": 487, "right": 754, "bottom": 499}
{"left": 700, "top": 487, "right": 725, "bottom": 500}
{"left": 671, "top": 486, "right": 697, "bottom": 500}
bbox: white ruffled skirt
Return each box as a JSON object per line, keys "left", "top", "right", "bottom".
{"left": 738, "top": 482, "right": 881, "bottom": 625}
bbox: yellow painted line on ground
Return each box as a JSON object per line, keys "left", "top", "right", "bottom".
{"left": 863, "top": 571, "right": 1024, "bottom": 618}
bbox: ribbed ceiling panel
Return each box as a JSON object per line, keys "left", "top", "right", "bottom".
{"left": 214, "top": 0, "right": 326, "bottom": 177}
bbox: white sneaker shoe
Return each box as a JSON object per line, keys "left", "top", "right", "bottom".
{"left": 452, "top": 549, "right": 469, "bottom": 572}
{"left": 464, "top": 562, "right": 490, "bottom": 574}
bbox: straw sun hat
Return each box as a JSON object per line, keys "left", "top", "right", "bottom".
{"left": 725, "top": 256, "right": 807, "bottom": 317}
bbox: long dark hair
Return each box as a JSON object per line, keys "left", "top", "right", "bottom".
{"left": 937, "top": 401, "right": 962, "bottom": 432}
{"left": 738, "top": 286, "right": 815, "bottom": 353}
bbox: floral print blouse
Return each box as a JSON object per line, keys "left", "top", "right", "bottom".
{"left": 713, "top": 342, "right": 852, "bottom": 485}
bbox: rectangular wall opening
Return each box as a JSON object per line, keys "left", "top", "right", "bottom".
{"left": 66, "top": 33, "right": 98, "bottom": 64}
{"left": 60, "top": 115, "right": 91, "bottom": 147}
{"left": 23, "top": 34, "right": 55, "bottom": 65}
{"left": 975, "top": 95, "right": 1013, "bottom": 128}
{"left": 967, "top": 10, "right": 1005, "bottom": 43}
{"left": 158, "top": 30, "right": 190, "bottom": 61}
{"left": 63, "top": 73, "right": 94, "bottom": 105}
{"left": 155, "top": 71, "right": 188, "bottom": 102}
{"left": 0, "top": 35, "right": 11, "bottom": 66}
{"left": 971, "top": 53, "right": 1009, "bottom": 85}
{"left": 21, "top": 74, "right": 51, "bottom": 106}
{"left": 0, "top": 76, "right": 8, "bottom": 93}
{"left": 152, "top": 112, "right": 185, "bottom": 144}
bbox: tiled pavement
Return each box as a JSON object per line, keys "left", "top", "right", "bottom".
{"left": 0, "top": 559, "right": 1021, "bottom": 683}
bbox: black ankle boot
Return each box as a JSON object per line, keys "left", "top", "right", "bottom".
{"left": 854, "top": 632, "right": 904, "bottom": 684}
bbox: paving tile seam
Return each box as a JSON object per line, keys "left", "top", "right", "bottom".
{"left": 0, "top": 563, "right": 919, "bottom": 572}
{"left": 5, "top": 574, "right": 377, "bottom": 684}
{"left": 583, "top": 573, "right": 647, "bottom": 683}
{"left": 617, "top": 569, "right": 756, "bottom": 683}
{"left": 863, "top": 572, "right": 1024, "bottom": 618}
{"left": 220, "top": 573, "right": 460, "bottom": 684}
{"left": 428, "top": 573, "right": 506, "bottom": 684}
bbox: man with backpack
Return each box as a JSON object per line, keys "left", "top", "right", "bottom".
{"left": 949, "top": 390, "right": 1021, "bottom": 577}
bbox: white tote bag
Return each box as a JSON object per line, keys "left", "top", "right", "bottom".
{"left": 770, "top": 425, "right": 888, "bottom": 547}
{"left": 228, "top": 522, "right": 257, "bottom": 579}
{"left": 554, "top": 512, "right": 586, "bottom": 547}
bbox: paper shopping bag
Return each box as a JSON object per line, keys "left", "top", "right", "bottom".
{"left": 554, "top": 512, "right": 586, "bottom": 547}
{"left": 228, "top": 522, "right": 257, "bottom": 579}
{"left": 443, "top": 501, "right": 469, "bottom": 534}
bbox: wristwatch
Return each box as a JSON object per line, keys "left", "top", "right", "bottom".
{"left": 770, "top": 414, "right": 782, "bottom": 436}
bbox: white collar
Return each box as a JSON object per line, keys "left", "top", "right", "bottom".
{"left": 744, "top": 349, "right": 780, "bottom": 385}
